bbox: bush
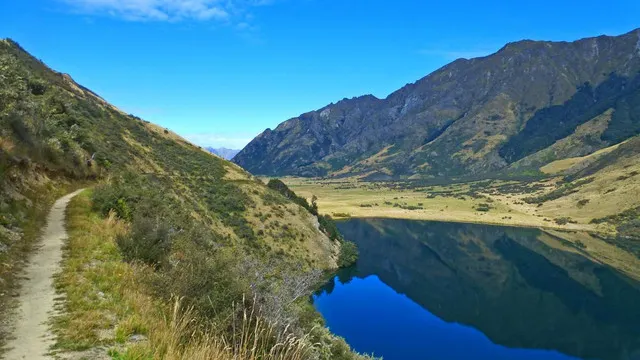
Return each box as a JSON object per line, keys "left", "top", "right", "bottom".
{"left": 27, "top": 78, "right": 47, "bottom": 95}
{"left": 116, "top": 216, "right": 172, "bottom": 268}
{"left": 337, "top": 241, "right": 359, "bottom": 268}
{"left": 554, "top": 217, "right": 576, "bottom": 225}
{"left": 577, "top": 199, "right": 590, "bottom": 208}
{"left": 476, "top": 203, "right": 491, "bottom": 212}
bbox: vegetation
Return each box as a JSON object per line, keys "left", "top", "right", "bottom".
{"left": 267, "top": 178, "right": 359, "bottom": 266}
{"left": 524, "top": 178, "right": 594, "bottom": 204}
{"left": 235, "top": 31, "right": 640, "bottom": 180}
{"left": 53, "top": 192, "right": 375, "bottom": 359}
{"left": 0, "top": 39, "right": 367, "bottom": 358}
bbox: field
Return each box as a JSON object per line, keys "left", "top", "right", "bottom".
{"left": 282, "top": 177, "right": 600, "bottom": 232}
{"left": 282, "top": 176, "right": 640, "bottom": 280}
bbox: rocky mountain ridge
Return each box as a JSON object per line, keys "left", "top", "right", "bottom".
{"left": 234, "top": 28, "right": 640, "bottom": 179}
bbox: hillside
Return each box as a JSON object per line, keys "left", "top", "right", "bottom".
{"left": 0, "top": 39, "right": 366, "bottom": 359}
{"left": 234, "top": 29, "right": 640, "bottom": 179}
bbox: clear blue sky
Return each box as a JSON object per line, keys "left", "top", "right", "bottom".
{"left": 1, "top": 1, "right": 639, "bottom": 149}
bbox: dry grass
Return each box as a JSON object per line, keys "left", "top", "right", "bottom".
{"left": 282, "top": 177, "right": 595, "bottom": 232}
{"left": 53, "top": 190, "right": 360, "bottom": 360}
{"left": 282, "top": 175, "right": 640, "bottom": 283}
{"left": 540, "top": 155, "right": 640, "bottom": 224}
{"left": 540, "top": 138, "right": 626, "bottom": 175}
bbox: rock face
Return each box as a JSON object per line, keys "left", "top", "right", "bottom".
{"left": 234, "top": 29, "right": 640, "bottom": 178}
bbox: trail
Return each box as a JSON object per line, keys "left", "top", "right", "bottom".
{"left": 3, "top": 189, "right": 84, "bottom": 360}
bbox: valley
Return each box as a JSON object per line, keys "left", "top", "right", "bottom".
{"left": 2, "top": 12, "right": 640, "bottom": 360}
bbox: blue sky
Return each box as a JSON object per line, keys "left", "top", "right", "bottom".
{"left": 1, "top": 1, "right": 639, "bottom": 149}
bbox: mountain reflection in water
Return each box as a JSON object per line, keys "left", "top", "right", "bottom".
{"left": 313, "top": 219, "right": 640, "bottom": 360}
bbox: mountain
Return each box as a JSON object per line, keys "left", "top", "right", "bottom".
{"left": 205, "top": 147, "right": 240, "bottom": 160}
{"left": 234, "top": 29, "right": 640, "bottom": 179}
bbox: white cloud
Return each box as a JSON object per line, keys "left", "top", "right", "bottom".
{"left": 60, "top": 0, "right": 271, "bottom": 23}
{"left": 183, "top": 132, "right": 255, "bottom": 149}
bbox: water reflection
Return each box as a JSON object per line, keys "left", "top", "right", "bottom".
{"left": 313, "top": 219, "right": 640, "bottom": 360}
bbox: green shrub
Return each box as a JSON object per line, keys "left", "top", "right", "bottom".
{"left": 476, "top": 203, "right": 491, "bottom": 212}
{"left": 116, "top": 216, "right": 171, "bottom": 268}
{"left": 577, "top": 199, "right": 590, "bottom": 207}
{"left": 554, "top": 217, "right": 576, "bottom": 225}
{"left": 27, "top": 78, "right": 47, "bottom": 95}
{"left": 337, "top": 241, "right": 359, "bottom": 268}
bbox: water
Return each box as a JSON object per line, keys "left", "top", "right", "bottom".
{"left": 313, "top": 219, "right": 640, "bottom": 360}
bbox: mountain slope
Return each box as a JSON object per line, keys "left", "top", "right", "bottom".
{"left": 0, "top": 38, "right": 367, "bottom": 358}
{"left": 234, "top": 29, "right": 640, "bottom": 179}
{"left": 206, "top": 146, "right": 240, "bottom": 160}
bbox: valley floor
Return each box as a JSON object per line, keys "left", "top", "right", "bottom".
{"left": 283, "top": 177, "right": 640, "bottom": 281}
{"left": 283, "top": 177, "right": 598, "bottom": 232}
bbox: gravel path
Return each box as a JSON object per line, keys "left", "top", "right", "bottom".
{"left": 3, "top": 189, "right": 84, "bottom": 360}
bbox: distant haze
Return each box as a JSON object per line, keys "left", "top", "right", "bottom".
{"left": 206, "top": 147, "right": 241, "bottom": 160}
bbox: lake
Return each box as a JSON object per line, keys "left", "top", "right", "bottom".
{"left": 313, "top": 219, "right": 640, "bottom": 360}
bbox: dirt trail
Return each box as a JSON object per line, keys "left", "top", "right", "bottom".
{"left": 3, "top": 189, "right": 84, "bottom": 360}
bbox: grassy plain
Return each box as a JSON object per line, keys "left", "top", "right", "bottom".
{"left": 283, "top": 177, "right": 599, "bottom": 232}
{"left": 283, "top": 175, "right": 640, "bottom": 280}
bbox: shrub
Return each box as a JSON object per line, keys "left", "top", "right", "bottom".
{"left": 27, "top": 78, "right": 47, "bottom": 95}
{"left": 332, "top": 213, "right": 351, "bottom": 218}
{"left": 577, "top": 199, "right": 590, "bottom": 208}
{"left": 116, "top": 216, "right": 172, "bottom": 268}
{"left": 337, "top": 241, "right": 359, "bottom": 268}
{"left": 554, "top": 217, "right": 576, "bottom": 225}
{"left": 476, "top": 203, "right": 491, "bottom": 212}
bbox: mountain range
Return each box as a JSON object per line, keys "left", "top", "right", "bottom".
{"left": 205, "top": 147, "right": 240, "bottom": 160}
{"left": 234, "top": 28, "right": 640, "bottom": 180}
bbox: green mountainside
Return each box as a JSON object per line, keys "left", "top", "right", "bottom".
{"left": 0, "top": 39, "right": 367, "bottom": 359}
{"left": 234, "top": 29, "right": 640, "bottom": 179}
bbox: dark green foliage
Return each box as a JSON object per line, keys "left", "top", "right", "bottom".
{"left": 337, "top": 241, "right": 358, "bottom": 268}
{"left": 476, "top": 203, "right": 491, "bottom": 212}
{"left": 524, "top": 178, "right": 595, "bottom": 204}
{"left": 577, "top": 199, "right": 590, "bottom": 207}
{"left": 116, "top": 217, "right": 171, "bottom": 268}
{"left": 554, "top": 217, "right": 576, "bottom": 225}
{"left": 332, "top": 213, "right": 351, "bottom": 218}
{"left": 590, "top": 206, "right": 640, "bottom": 256}
{"left": 267, "top": 179, "right": 312, "bottom": 212}
{"left": 27, "top": 78, "right": 47, "bottom": 95}
{"left": 318, "top": 214, "right": 343, "bottom": 242}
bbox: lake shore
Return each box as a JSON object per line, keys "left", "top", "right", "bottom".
{"left": 283, "top": 177, "right": 640, "bottom": 281}
{"left": 282, "top": 177, "right": 605, "bottom": 233}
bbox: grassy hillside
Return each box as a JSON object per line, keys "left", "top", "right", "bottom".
{"left": 0, "top": 39, "right": 366, "bottom": 359}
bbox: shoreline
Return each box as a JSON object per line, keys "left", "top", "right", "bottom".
{"left": 330, "top": 212, "right": 597, "bottom": 232}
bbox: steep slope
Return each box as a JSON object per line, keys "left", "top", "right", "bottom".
{"left": 0, "top": 38, "right": 339, "bottom": 270}
{"left": 0, "top": 38, "right": 358, "bottom": 357}
{"left": 234, "top": 29, "right": 640, "bottom": 179}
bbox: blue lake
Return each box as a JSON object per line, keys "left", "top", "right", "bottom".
{"left": 313, "top": 219, "right": 640, "bottom": 360}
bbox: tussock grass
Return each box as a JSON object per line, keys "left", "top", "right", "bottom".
{"left": 54, "top": 191, "right": 374, "bottom": 360}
